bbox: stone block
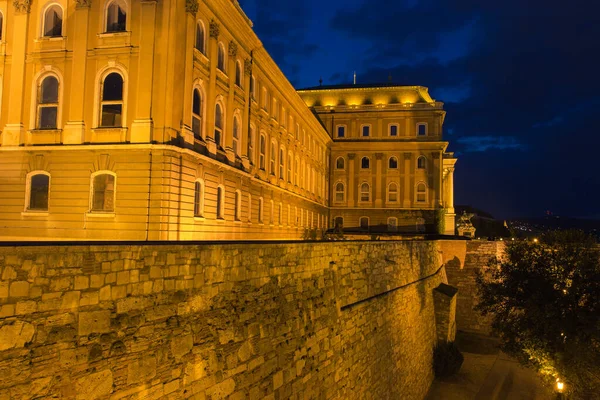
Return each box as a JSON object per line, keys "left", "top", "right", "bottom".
{"left": 171, "top": 333, "right": 193, "bottom": 359}
{"left": 117, "top": 271, "right": 130, "bottom": 285}
{"left": 99, "top": 285, "right": 111, "bottom": 301}
{"left": 127, "top": 356, "right": 157, "bottom": 385}
{"left": 16, "top": 300, "right": 38, "bottom": 315}
{"left": 61, "top": 291, "right": 81, "bottom": 310}
{"left": 112, "top": 285, "right": 127, "bottom": 300}
{"left": 90, "top": 274, "right": 104, "bottom": 288}
{"left": 0, "top": 321, "right": 35, "bottom": 351}
{"left": 0, "top": 304, "right": 15, "bottom": 318}
{"left": 74, "top": 276, "right": 89, "bottom": 290}
{"left": 81, "top": 292, "right": 99, "bottom": 306}
{"left": 75, "top": 369, "right": 113, "bottom": 400}
{"left": 205, "top": 378, "right": 235, "bottom": 400}
{"left": 164, "top": 379, "right": 180, "bottom": 395}
{"left": 183, "top": 360, "right": 207, "bottom": 385}
{"left": 273, "top": 370, "right": 283, "bottom": 390}
{"left": 0, "top": 282, "right": 8, "bottom": 299}
{"left": 9, "top": 281, "right": 30, "bottom": 297}
{"left": 105, "top": 272, "right": 116, "bottom": 284}
{"left": 116, "top": 296, "right": 148, "bottom": 314}
{"left": 78, "top": 310, "right": 111, "bottom": 336}
{"left": 50, "top": 277, "right": 72, "bottom": 292}
{"left": 2, "top": 266, "right": 16, "bottom": 280}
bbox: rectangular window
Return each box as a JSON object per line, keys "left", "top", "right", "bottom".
{"left": 389, "top": 124, "right": 398, "bottom": 137}
{"left": 101, "top": 104, "right": 122, "bottom": 127}
{"left": 362, "top": 125, "right": 370, "bottom": 137}
{"left": 417, "top": 123, "right": 427, "bottom": 136}
{"left": 92, "top": 174, "right": 115, "bottom": 212}
{"left": 250, "top": 76, "right": 256, "bottom": 100}
{"left": 337, "top": 125, "right": 345, "bottom": 138}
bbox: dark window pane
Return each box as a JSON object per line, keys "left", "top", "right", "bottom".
{"left": 103, "top": 73, "right": 123, "bottom": 101}
{"left": 337, "top": 126, "right": 345, "bottom": 137}
{"left": 29, "top": 174, "right": 49, "bottom": 210}
{"left": 39, "top": 107, "right": 57, "bottom": 129}
{"left": 93, "top": 174, "right": 115, "bottom": 211}
{"left": 215, "top": 105, "right": 222, "bottom": 128}
{"left": 192, "top": 117, "right": 201, "bottom": 139}
{"left": 214, "top": 130, "right": 221, "bottom": 146}
{"left": 0, "top": 14, "right": 3, "bottom": 41}
{"left": 362, "top": 126, "right": 370, "bottom": 136}
{"left": 390, "top": 125, "right": 398, "bottom": 136}
{"left": 107, "top": 4, "right": 126, "bottom": 32}
{"left": 101, "top": 104, "right": 122, "bottom": 127}
{"left": 360, "top": 218, "right": 369, "bottom": 229}
{"left": 44, "top": 8, "right": 62, "bottom": 37}
{"left": 194, "top": 182, "right": 202, "bottom": 216}
{"left": 361, "top": 158, "right": 369, "bottom": 168}
{"left": 41, "top": 77, "right": 59, "bottom": 103}
{"left": 389, "top": 158, "right": 398, "bottom": 168}
{"left": 195, "top": 25, "right": 204, "bottom": 52}
{"left": 192, "top": 90, "right": 201, "bottom": 115}
{"left": 336, "top": 158, "right": 344, "bottom": 169}
{"left": 418, "top": 124, "right": 426, "bottom": 135}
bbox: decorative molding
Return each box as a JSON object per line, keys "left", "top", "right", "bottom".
{"left": 347, "top": 153, "right": 356, "bottom": 160}
{"left": 244, "top": 59, "right": 252, "bottom": 75}
{"left": 13, "top": 0, "right": 32, "bottom": 13}
{"left": 229, "top": 41, "right": 238, "bottom": 57}
{"left": 75, "top": 0, "right": 92, "bottom": 8}
{"left": 431, "top": 151, "right": 440, "bottom": 159}
{"left": 185, "top": 0, "right": 198, "bottom": 14}
{"left": 209, "top": 20, "right": 220, "bottom": 39}
{"left": 375, "top": 153, "right": 384, "bottom": 160}
{"left": 404, "top": 152, "right": 412, "bottom": 160}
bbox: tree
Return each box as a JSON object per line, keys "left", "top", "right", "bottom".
{"left": 476, "top": 230, "right": 600, "bottom": 398}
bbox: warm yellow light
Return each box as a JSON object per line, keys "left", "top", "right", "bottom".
{"left": 556, "top": 380, "right": 564, "bottom": 392}
{"left": 533, "top": 238, "right": 538, "bottom": 243}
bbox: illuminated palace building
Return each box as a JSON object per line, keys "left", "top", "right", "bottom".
{"left": 0, "top": 0, "right": 456, "bottom": 241}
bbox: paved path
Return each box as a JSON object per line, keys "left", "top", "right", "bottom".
{"left": 425, "top": 332, "right": 555, "bottom": 400}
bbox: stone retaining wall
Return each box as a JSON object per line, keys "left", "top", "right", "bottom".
{"left": 0, "top": 240, "right": 448, "bottom": 399}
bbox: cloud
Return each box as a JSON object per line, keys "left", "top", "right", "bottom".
{"left": 456, "top": 136, "right": 526, "bottom": 152}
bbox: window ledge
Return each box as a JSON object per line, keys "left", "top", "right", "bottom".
{"left": 98, "top": 31, "right": 130, "bottom": 38}
{"left": 234, "top": 220, "right": 242, "bottom": 224}
{"left": 194, "top": 216, "right": 205, "bottom": 221}
{"left": 22, "top": 211, "right": 49, "bottom": 217}
{"left": 36, "top": 36, "right": 65, "bottom": 42}
{"left": 30, "top": 129, "right": 62, "bottom": 134}
{"left": 86, "top": 212, "right": 116, "bottom": 218}
{"left": 216, "top": 217, "right": 226, "bottom": 223}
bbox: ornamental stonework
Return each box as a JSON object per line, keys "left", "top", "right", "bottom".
{"left": 75, "top": 0, "right": 92, "bottom": 8}
{"left": 209, "top": 20, "right": 220, "bottom": 38}
{"left": 244, "top": 59, "right": 252, "bottom": 75}
{"left": 186, "top": 0, "right": 199, "bottom": 14}
{"left": 229, "top": 41, "right": 238, "bottom": 57}
{"left": 13, "top": 0, "right": 32, "bottom": 13}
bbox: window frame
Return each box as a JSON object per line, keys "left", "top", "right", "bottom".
{"left": 41, "top": 4, "right": 64, "bottom": 38}
{"left": 234, "top": 189, "right": 241, "bottom": 221}
{"left": 387, "top": 182, "right": 399, "bottom": 203}
{"left": 335, "top": 157, "right": 345, "bottom": 170}
{"left": 216, "top": 185, "right": 225, "bottom": 219}
{"left": 235, "top": 60, "right": 243, "bottom": 87}
{"left": 336, "top": 125, "right": 346, "bottom": 138}
{"left": 248, "top": 124, "right": 256, "bottom": 164}
{"left": 417, "top": 122, "right": 428, "bottom": 136}
{"left": 89, "top": 171, "right": 117, "bottom": 214}
{"left": 361, "top": 124, "right": 371, "bottom": 137}
{"left": 191, "top": 85, "right": 205, "bottom": 140}
{"left": 388, "top": 123, "right": 399, "bottom": 137}
{"left": 417, "top": 156, "right": 427, "bottom": 170}
{"left": 97, "top": 69, "right": 126, "bottom": 128}
{"left": 217, "top": 42, "right": 226, "bottom": 73}
{"left": 25, "top": 171, "right": 51, "bottom": 213}
{"left": 195, "top": 20, "right": 206, "bottom": 54}
{"left": 104, "top": 0, "right": 128, "bottom": 33}
{"left": 416, "top": 182, "right": 428, "bottom": 203}
{"left": 259, "top": 133, "right": 266, "bottom": 170}
{"left": 279, "top": 146, "right": 285, "bottom": 179}
{"left": 214, "top": 101, "right": 225, "bottom": 148}
{"left": 334, "top": 181, "right": 345, "bottom": 203}
{"left": 193, "top": 179, "right": 205, "bottom": 218}
{"left": 359, "top": 216, "right": 369, "bottom": 230}
{"left": 359, "top": 182, "right": 371, "bottom": 203}
{"left": 232, "top": 112, "right": 241, "bottom": 157}
{"left": 361, "top": 156, "right": 370, "bottom": 169}
{"left": 258, "top": 197, "right": 264, "bottom": 224}
{"left": 388, "top": 156, "right": 398, "bottom": 169}
{"left": 35, "top": 74, "right": 61, "bottom": 130}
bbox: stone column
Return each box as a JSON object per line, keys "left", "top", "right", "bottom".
{"left": 205, "top": 19, "right": 219, "bottom": 156}
{"left": 180, "top": 0, "right": 197, "bottom": 146}
{"left": 240, "top": 58, "right": 252, "bottom": 170}
{"left": 374, "top": 153, "right": 383, "bottom": 207}
{"left": 347, "top": 153, "right": 356, "bottom": 207}
{"left": 224, "top": 41, "right": 237, "bottom": 163}
{"left": 432, "top": 151, "right": 441, "bottom": 207}
{"left": 403, "top": 153, "right": 412, "bottom": 208}
{"left": 130, "top": 0, "right": 157, "bottom": 143}
{"left": 63, "top": 0, "right": 91, "bottom": 144}
{"left": 2, "top": 1, "right": 31, "bottom": 146}
{"left": 443, "top": 164, "right": 456, "bottom": 235}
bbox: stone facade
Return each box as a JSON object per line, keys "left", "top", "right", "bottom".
{"left": 0, "top": 241, "right": 454, "bottom": 399}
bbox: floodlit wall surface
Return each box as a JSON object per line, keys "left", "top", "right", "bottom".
{"left": 0, "top": 240, "right": 449, "bottom": 399}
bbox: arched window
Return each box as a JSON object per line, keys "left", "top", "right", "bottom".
{"left": 194, "top": 180, "right": 204, "bottom": 217}
{"left": 192, "top": 88, "right": 202, "bottom": 140}
{"left": 388, "top": 217, "right": 398, "bottom": 232}
{"left": 37, "top": 76, "right": 59, "bottom": 129}
{"left": 279, "top": 147, "right": 285, "bottom": 179}
{"left": 259, "top": 133, "right": 266, "bottom": 170}
{"left": 43, "top": 5, "right": 62, "bottom": 37}
{"left": 234, "top": 190, "right": 241, "bottom": 221}
{"left": 336, "top": 157, "right": 345, "bottom": 170}
{"left": 91, "top": 172, "right": 116, "bottom": 212}
{"left": 278, "top": 203, "right": 282, "bottom": 225}
{"left": 389, "top": 156, "right": 398, "bottom": 169}
{"left": 235, "top": 61, "right": 242, "bottom": 87}
{"left": 216, "top": 186, "right": 224, "bottom": 219}
{"left": 361, "top": 157, "right": 370, "bottom": 169}
{"left": 417, "top": 156, "right": 427, "bottom": 169}
{"left": 247, "top": 194, "right": 252, "bottom": 222}
{"left": 248, "top": 125, "right": 255, "bottom": 164}
{"left": 258, "top": 197, "right": 264, "bottom": 223}
{"left": 217, "top": 43, "right": 226, "bottom": 72}
{"left": 27, "top": 172, "right": 50, "bottom": 211}
{"left": 360, "top": 182, "right": 370, "bottom": 202}
{"left": 106, "top": 0, "right": 126, "bottom": 32}
{"left": 295, "top": 158, "right": 299, "bottom": 185}
{"left": 214, "top": 103, "right": 223, "bottom": 147}
{"left": 269, "top": 200, "right": 274, "bottom": 225}
{"left": 416, "top": 182, "right": 427, "bottom": 203}
{"left": 100, "top": 72, "right": 124, "bottom": 127}
{"left": 232, "top": 115, "right": 240, "bottom": 156}
{"left": 301, "top": 160, "right": 305, "bottom": 188}
{"left": 388, "top": 182, "right": 399, "bottom": 202}
{"left": 335, "top": 182, "right": 345, "bottom": 202}
{"left": 360, "top": 217, "right": 369, "bottom": 230}
{"left": 270, "top": 141, "right": 276, "bottom": 175}
{"left": 195, "top": 21, "right": 205, "bottom": 54}
{"left": 287, "top": 152, "right": 293, "bottom": 183}
{"left": 334, "top": 216, "right": 343, "bottom": 230}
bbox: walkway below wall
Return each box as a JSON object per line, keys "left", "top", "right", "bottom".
{"left": 425, "top": 332, "right": 554, "bottom": 400}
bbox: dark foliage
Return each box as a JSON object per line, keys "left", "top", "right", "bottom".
{"left": 433, "top": 341, "right": 464, "bottom": 378}
{"left": 476, "top": 230, "right": 600, "bottom": 398}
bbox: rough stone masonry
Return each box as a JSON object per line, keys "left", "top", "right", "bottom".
{"left": 0, "top": 240, "right": 462, "bottom": 399}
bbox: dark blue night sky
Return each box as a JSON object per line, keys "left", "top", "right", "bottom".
{"left": 239, "top": 0, "right": 600, "bottom": 220}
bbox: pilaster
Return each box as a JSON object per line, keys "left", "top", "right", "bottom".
{"left": 403, "top": 152, "right": 412, "bottom": 208}
{"left": 347, "top": 153, "right": 356, "bottom": 207}
{"left": 374, "top": 152, "right": 383, "bottom": 207}
{"left": 224, "top": 41, "right": 237, "bottom": 163}
{"left": 205, "top": 19, "right": 219, "bottom": 156}
{"left": 131, "top": 0, "right": 157, "bottom": 143}
{"left": 240, "top": 58, "right": 252, "bottom": 170}
{"left": 181, "top": 3, "right": 197, "bottom": 146}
